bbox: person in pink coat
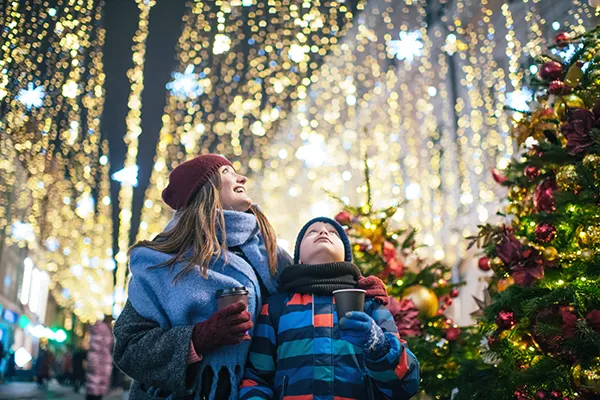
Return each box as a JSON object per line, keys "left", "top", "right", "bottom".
{"left": 86, "top": 315, "right": 114, "bottom": 400}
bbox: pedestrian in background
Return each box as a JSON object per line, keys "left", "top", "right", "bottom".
{"left": 85, "top": 315, "right": 114, "bottom": 400}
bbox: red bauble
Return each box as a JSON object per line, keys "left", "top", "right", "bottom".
{"left": 525, "top": 165, "right": 541, "bottom": 180}
{"left": 554, "top": 32, "right": 571, "bottom": 47}
{"left": 334, "top": 211, "right": 352, "bottom": 226}
{"left": 550, "top": 391, "right": 563, "bottom": 400}
{"left": 446, "top": 326, "right": 461, "bottom": 341}
{"left": 446, "top": 298, "right": 454, "bottom": 306}
{"left": 450, "top": 288, "right": 460, "bottom": 298}
{"left": 514, "top": 389, "right": 530, "bottom": 400}
{"left": 540, "top": 61, "right": 563, "bottom": 81}
{"left": 478, "top": 256, "right": 491, "bottom": 271}
{"left": 535, "top": 390, "right": 548, "bottom": 400}
{"left": 492, "top": 168, "right": 508, "bottom": 183}
{"left": 548, "top": 80, "right": 569, "bottom": 95}
{"left": 496, "top": 310, "right": 517, "bottom": 331}
{"left": 535, "top": 223, "right": 557, "bottom": 243}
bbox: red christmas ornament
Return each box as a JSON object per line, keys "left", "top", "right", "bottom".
{"left": 548, "top": 80, "right": 569, "bottom": 95}
{"left": 550, "top": 391, "right": 563, "bottom": 400}
{"left": 478, "top": 256, "right": 491, "bottom": 271}
{"left": 496, "top": 310, "right": 517, "bottom": 331}
{"left": 334, "top": 211, "right": 352, "bottom": 226}
{"left": 492, "top": 168, "right": 509, "bottom": 183}
{"left": 446, "top": 326, "right": 461, "bottom": 341}
{"left": 540, "top": 61, "right": 563, "bottom": 81}
{"left": 446, "top": 298, "right": 454, "bottom": 306}
{"left": 525, "top": 165, "right": 541, "bottom": 180}
{"left": 534, "top": 177, "right": 557, "bottom": 213}
{"left": 554, "top": 32, "right": 571, "bottom": 47}
{"left": 514, "top": 389, "right": 530, "bottom": 400}
{"left": 450, "top": 288, "right": 460, "bottom": 298}
{"left": 535, "top": 390, "right": 548, "bottom": 400}
{"left": 535, "top": 223, "right": 557, "bottom": 243}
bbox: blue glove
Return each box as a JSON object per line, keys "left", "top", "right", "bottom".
{"left": 339, "top": 312, "right": 389, "bottom": 358}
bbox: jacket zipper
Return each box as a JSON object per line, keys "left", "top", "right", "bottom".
{"left": 280, "top": 375, "right": 288, "bottom": 400}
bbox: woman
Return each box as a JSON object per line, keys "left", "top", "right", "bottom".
{"left": 115, "top": 154, "right": 291, "bottom": 400}
{"left": 113, "top": 154, "right": 387, "bottom": 400}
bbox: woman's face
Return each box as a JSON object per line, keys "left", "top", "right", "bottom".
{"left": 218, "top": 165, "right": 252, "bottom": 212}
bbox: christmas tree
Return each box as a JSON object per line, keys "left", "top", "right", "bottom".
{"left": 331, "top": 159, "right": 483, "bottom": 399}
{"left": 458, "top": 27, "right": 600, "bottom": 400}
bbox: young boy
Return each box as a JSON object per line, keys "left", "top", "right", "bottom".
{"left": 239, "top": 217, "right": 420, "bottom": 400}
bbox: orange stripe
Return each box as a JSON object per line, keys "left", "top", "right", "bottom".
{"left": 284, "top": 396, "right": 313, "bottom": 400}
{"left": 314, "top": 313, "right": 334, "bottom": 328}
{"left": 334, "top": 397, "right": 357, "bottom": 400}
{"left": 240, "top": 379, "right": 258, "bottom": 388}
{"left": 260, "top": 304, "right": 269, "bottom": 316}
{"left": 286, "top": 293, "right": 312, "bottom": 306}
{"left": 394, "top": 348, "right": 409, "bottom": 379}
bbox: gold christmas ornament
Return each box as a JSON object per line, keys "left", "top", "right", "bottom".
{"left": 543, "top": 246, "right": 559, "bottom": 261}
{"left": 565, "top": 63, "right": 584, "bottom": 87}
{"left": 509, "top": 186, "right": 527, "bottom": 202}
{"left": 556, "top": 165, "right": 582, "bottom": 192}
{"left": 583, "top": 154, "right": 600, "bottom": 182}
{"left": 506, "top": 203, "right": 520, "bottom": 216}
{"left": 572, "top": 358, "right": 600, "bottom": 396}
{"left": 581, "top": 249, "right": 595, "bottom": 262}
{"left": 402, "top": 285, "right": 439, "bottom": 318}
{"left": 490, "top": 257, "right": 505, "bottom": 269}
{"left": 577, "top": 225, "right": 600, "bottom": 246}
{"left": 554, "top": 94, "right": 585, "bottom": 120}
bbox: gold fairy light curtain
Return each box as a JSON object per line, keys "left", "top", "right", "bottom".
{"left": 251, "top": 0, "right": 597, "bottom": 264}
{"left": 0, "top": 1, "right": 113, "bottom": 323}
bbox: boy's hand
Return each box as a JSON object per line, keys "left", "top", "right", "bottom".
{"left": 339, "top": 312, "right": 388, "bottom": 358}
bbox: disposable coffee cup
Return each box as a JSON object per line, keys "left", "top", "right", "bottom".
{"left": 332, "top": 289, "right": 366, "bottom": 318}
{"left": 216, "top": 287, "right": 249, "bottom": 310}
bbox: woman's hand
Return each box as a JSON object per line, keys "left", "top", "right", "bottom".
{"left": 192, "top": 301, "right": 253, "bottom": 354}
{"left": 357, "top": 276, "right": 389, "bottom": 305}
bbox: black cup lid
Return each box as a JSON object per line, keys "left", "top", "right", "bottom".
{"left": 216, "top": 287, "right": 248, "bottom": 298}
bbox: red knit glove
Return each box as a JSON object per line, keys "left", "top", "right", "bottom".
{"left": 357, "top": 276, "right": 389, "bottom": 305}
{"left": 191, "top": 301, "right": 253, "bottom": 354}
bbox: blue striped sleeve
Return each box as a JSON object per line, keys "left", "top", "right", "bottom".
{"left": 239, "top": 303, "right": 277, "bottom": 400}
{"left": 364, "top": 301, "right": 421, "bottom": 399}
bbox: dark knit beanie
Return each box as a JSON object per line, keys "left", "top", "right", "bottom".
{"left": 294, "top": 217, "right": 352, "bottom": 264}
{"left": 162, "top": 154, "right": 232, "bottom": 210}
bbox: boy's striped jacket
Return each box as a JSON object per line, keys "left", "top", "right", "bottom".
{"left": 239, "top": 293, "right": 420, "bottom": 400}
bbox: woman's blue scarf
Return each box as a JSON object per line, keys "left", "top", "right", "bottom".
{"left": 128, "top": 210, "right": 288, "bottom": 400}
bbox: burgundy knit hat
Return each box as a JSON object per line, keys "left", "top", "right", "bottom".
{"left": 162, "top": 154, "right": 232, "bottom": 210}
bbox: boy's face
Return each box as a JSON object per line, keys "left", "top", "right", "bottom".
{"left": 299, "top": 222, "right": 345, "bottom": 264}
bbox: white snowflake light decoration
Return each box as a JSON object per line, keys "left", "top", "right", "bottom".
{"left": 505, "top": 87, "right": 534, "bottom": 112}
{"left": 166, "top": 65, "right": 204, "bottom": 99}
{"left": 387, "top": 30, "right": 423, "bottom": 62}
{"left": 16, "top": 83, "right": 45, "bottom": 110}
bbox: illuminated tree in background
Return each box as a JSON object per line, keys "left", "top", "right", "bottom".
{"left": 331, "top": 158, "right": 484, "bottom": 399}
{"left": 457, "top": 27, "right": 600, "bottom": 400}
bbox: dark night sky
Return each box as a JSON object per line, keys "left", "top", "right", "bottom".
{"left": 101, "top": 0, "right": 188, "bottom": 254}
